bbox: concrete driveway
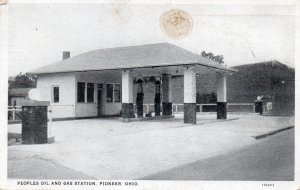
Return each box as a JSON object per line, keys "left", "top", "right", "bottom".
{"left": 141, "top": 128, "right": 294, "bottom": 180}
{"left": 8, "top": 114, "right": 294, "bottom": 179}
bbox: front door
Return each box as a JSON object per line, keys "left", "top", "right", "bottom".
{"left": 97, "top": 87, "right": 103, "bottom": 117}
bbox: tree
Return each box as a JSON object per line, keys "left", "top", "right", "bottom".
{"left": 8, "top": 73, "right": 37, "bottom": 89}
{"left": 201, "top": 51, "right": 224, "bottom": 64}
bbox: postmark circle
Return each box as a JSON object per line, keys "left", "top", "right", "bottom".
{"left": 160, "top": 9, "right": 193, "bottom": 39}
{"left": 0, "top": 0, "right": 8, "bottom": 5}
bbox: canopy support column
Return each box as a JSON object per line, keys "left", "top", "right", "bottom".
{"left": 121, "top": 70, "right": 135, "bottom": 119}
{"left": 162, "top": 74, "right": 173, "bottom": 116}
{"left": 217, "top": 74, "right": 227, "bottom": 119}
{"left": 184, "top": 68, "right": 196, "bottom": 124}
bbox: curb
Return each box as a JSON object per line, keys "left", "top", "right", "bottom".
{"left": 254, "top": 126, "right": 294, "bottom": 140}
{"left": 171, "top": 117, "right": 240, "bottom": 129}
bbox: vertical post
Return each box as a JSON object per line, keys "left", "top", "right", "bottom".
{"left": 162, "top": 74, "right": 173, "bottom": 116}
{"left": 121, "top": 70, "right": 135, "bottom": 119}
{"left": 184, "top": 68, "right": 197, "bottom": 124}
{"left": 217, "top": 74, "right": 227, "bottom": 119}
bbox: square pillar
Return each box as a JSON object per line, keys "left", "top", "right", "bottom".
{"left": 122, "top": 70, "right": 135, "bottom": 118}
{"left": 217, "top": 74, "right": 227, "bottom": 119}
{"left": 162, "top": 74, "right": 173, "bottom": 116}
{"left": 184, "top": 68, "right": 196, "bottom": 124}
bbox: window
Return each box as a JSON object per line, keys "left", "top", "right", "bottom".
{"left": 52, "top": 86, "right": 59, "bottom": 103}
{"left": 87, "top": 83, "right": 94, "bottom": 103}
{"left": 106, "top": 84, "right": 113, "bottom": 102}
{"left": 114, "top": 84, "right": 121, "bottom": 102}
{"left": 77, "top": 82, "right": 85, "bottom": 103}
{"left": 106, "top": 83, "right": 121, "bottom": 103}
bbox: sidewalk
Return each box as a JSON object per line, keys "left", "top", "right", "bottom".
{"left": 8, "top": 114, "right": 294, "bottom": 179}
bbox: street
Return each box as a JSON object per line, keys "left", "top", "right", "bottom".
{"left": 140, "top": 128, "right": 294, "bottom": 181}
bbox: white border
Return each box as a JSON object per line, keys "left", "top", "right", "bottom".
{"left": 0, "top": 1, "right": 299, "bottom": 189}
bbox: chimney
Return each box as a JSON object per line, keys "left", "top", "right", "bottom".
{"left": 63, "top": 51, "right": 70, "bottom": 60}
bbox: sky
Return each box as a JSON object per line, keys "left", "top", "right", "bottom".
{"left": 8, "top": 3, "right": 295, "bottom": 76}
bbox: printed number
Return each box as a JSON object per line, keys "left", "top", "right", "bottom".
{"left": 262, "top": 184, "right": 274, "bottom": 187}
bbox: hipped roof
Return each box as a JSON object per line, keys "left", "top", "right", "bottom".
{"left": 30, "top": 43, "right": 237, "bottom": 74}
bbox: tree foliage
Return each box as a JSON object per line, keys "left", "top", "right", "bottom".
{"left": 201, "top": 51, "right": 224, "bottom": 64}
{"left": 8, "top": 73, "right": 37, "bottom": 89}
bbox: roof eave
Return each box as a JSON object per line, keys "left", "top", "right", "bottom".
{"left": 30, "top": 62, "right": 238, "bottom": 75}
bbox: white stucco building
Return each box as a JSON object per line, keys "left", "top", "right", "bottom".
{"left": 30, "top": 43, "right": 237, "bottom": 123}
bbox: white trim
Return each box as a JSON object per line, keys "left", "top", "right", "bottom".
{"left": 84, "top": 82, "right": 87, "bottom": 103}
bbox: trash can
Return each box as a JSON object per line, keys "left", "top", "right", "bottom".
{"left": 21, "top": 101, "right": 50, "bottom": 144}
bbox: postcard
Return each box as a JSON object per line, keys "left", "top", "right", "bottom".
{"left": 0, "top": 0, "right": 299, "bottom": 189}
